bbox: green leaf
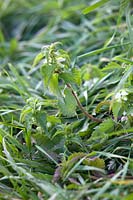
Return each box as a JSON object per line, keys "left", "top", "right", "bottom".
{"left": 93, "top": 118, "right": 115, "bottom": 137}
{"left": 71, "top": 68, "right": 81, "bottom": 85}
{"left": 34, "top": 111, "right": 48, "bottom": 134}
{"left": 60, "top": 72, "right": 75, "bottom": 84}
{"left": 83, "top": 157, "right": 105, "bottom": 169}
{"left": 49, "top": 73, "right": 60, "bottom": 95}
{"left": 83, "top": 0, "right": 109, "bottom": 14}
{"left": 41, "top": 64, "right": 56, "bottom": 87}
{"left": 61, "top": 152, "right": 87, "bottom": 179}
{"left": 102, "top": 62, "right": 121, "bottom": 72}
{"left": 58, "top": 88, "right": 77, "bottom": 117}
{"left": 60, "top": 69, "right": 81, "bottom": 85}
{"left": 47, "top": 115, "right": 61, "bottom": 125}
{"left": 36, "top": 145, "right": 58, "bottom": 165}
{"left": 32, "top": 52, "right": 44, "bottom": 67}
{"left": 33, "top": 133, "right": 65, "bottom": 154}
{"left": 112, "top": 101, "right": 122, "bottom": 120}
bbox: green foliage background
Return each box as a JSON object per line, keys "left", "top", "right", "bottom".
{"left": 0, "top": 0, "right": 133, "bottom": 199}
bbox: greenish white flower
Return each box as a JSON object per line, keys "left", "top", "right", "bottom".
{"left": 114, "top": 89, "right": 128, "bottom": 102}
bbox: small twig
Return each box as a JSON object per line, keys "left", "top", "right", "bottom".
{"left": 66, "top": 83, "right": 103, "bottom": 122}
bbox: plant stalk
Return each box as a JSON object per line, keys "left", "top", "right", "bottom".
{"left": 66, "top": 83, "right": 103, "bottom": 122}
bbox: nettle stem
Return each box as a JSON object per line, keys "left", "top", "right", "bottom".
{"left": 66, "top": 83, "right": 103, "bottom": 122}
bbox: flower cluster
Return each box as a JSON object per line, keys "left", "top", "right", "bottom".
{"left": 114, "top": 89, "right": 128, "bottom": 102}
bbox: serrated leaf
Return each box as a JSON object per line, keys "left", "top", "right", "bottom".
{"left": 34, "top": 111, "right": 48, "bottom": 134}
{"left": 84, "top": 157, "right": 105, "bottom": 169}
{"left": 71, "top": 68, "right": 81, "bottom": 85}
{"left": 49, "top": 73, "right": 60, "bottom": 95}
{"left": 102, "top": 62, "right": 121, "bottom": 72}
{"left": 41, "top": 64, "right": 56, "bottom": 87}
{"left": 61, "top": 152, "right": 104, "bottom": 181}
{"left": 60, "top": 72, "right": 74, "bottom": 84}
{"left": 60, "top": 69, "right": 81, "bottom": 85}
{"left": 67, "top": 152, "right": 86, "bottom": 162}
{"left": 61, "top": 152, "right": 86, "bottom": 179}
{"left": 58, "top": 88, "right": 77, "bottom": 117}
{"left": 93, "top": 118, "right": 115, "bottom": 137}
{"left": 33, "top": 133, "right": 65, "bottom": 153}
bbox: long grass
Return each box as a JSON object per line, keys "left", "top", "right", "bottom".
{"left": 0, "top": 0, "right": 133, "bottom": 199}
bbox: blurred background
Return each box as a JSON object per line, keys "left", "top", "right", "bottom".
{"left": 0, "top": 0, "right": 130, "bottom": 67}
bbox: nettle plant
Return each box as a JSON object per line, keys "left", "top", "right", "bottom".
{"left": 33, "top": 42, "right": 102, "bottom": 122}
{"left": 29, "top": 42, "right": 133, "bottom": 180}
{"left": 29, "top": 43, "right": 133, "bottom": 150}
